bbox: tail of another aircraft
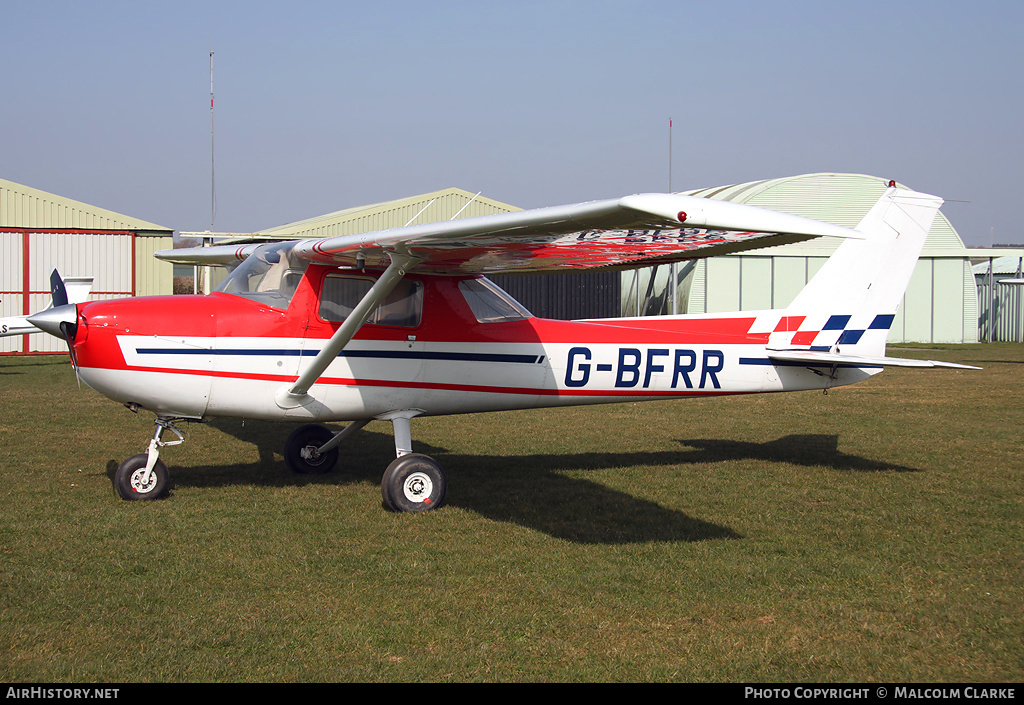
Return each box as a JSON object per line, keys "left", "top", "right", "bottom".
{"left": 765, "top": 187, "right": 975, "bottom": 369}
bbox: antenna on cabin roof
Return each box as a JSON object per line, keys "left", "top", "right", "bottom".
{"left": 668, "top": 117, "right": 673, "bottom": 193}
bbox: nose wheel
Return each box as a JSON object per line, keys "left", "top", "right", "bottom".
{"left": 113, "top": 417, "right": 184, "bottom": 501}
{"left": 114, "top": 454, "right": 170, "bottom": 500}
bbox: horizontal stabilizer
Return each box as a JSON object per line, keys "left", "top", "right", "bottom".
{"left": 64, "top": 276, "right": 95, "bottom": 305}
{"left": 767, "top": 350, "right": 981, "bottom": 370}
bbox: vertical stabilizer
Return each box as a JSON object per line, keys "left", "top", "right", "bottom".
{"left": 768, "top": 187, "right": 942, "bottom": 357}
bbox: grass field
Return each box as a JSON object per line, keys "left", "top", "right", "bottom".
{"left": 1, "top": 345, "right": 1021, "bottom": 682}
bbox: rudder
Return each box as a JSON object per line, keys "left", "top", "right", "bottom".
{"left": 768, "top": 186, "right": 943, "bottom": 358}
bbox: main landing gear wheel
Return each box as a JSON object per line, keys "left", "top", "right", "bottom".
{"left": 284, "top": 424, "right": 339, "bottom": 474}
{"left": 114, "top": 453, "right": 170, "bottom": 501}
{"left": 381, "top": 453, "right": 447, "bottom": 513}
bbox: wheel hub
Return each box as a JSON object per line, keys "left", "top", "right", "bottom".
{"left": 403, "top": 472, "right": 433, "bottom": 503}
{"left": 130, "top": 469, "right": 157, "bottom": 494}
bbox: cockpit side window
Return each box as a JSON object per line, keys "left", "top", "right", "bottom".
{"left": 319, "top": 274, "right": 423, "bottom": 327}
{"left": 214, "top": 242, "right": 310, "bottom": 310}
{"left": 458, "top": 277, "right": 533, "bottom": 323}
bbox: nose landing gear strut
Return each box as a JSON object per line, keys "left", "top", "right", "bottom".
{"left": 113, "top": 417, "right": 186, "bottom": 501}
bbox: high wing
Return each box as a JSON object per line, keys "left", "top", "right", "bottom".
{"left": 157, "top": 192, "right": 862, "bottom": 273}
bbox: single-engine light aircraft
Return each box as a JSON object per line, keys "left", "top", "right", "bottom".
{"left": 30, "top": 186, "right": 977, "bottom": 511}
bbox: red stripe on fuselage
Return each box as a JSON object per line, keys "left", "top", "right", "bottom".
{"left": 80, "top": 362, "right": 744, "bottom": 400}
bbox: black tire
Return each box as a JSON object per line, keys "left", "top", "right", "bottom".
{"left": 381, "top": 453, "right": 446, "bottom": 512}
{"left": 114, "top": 453, "right": 170, "bottom": 501}
{"left": 284, "top": 424, "right": 339, "bottom": 474}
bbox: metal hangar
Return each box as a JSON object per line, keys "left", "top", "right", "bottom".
{"left": 0, "top": 178, "right": 174, "bottom": 353}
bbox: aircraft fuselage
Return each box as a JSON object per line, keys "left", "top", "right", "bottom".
{"left": 68, "top": 265, "right": 873, "bottom": 422}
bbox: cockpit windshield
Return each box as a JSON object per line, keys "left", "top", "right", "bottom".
{"left": 214, "top": 242, "right": 310, "bottom": 309}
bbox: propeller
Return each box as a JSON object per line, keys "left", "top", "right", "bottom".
{"left": 49, "top": 269, "right": 69, "bottom": 308}
{"left": 29, "top": 270, "right": 81, "bottom": 384}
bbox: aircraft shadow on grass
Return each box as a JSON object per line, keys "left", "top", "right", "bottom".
{"left": 674, "top": 434, "right": 920, "bottom": 473}
{"left": 106, "top": 420, "right": 918, "bottom": 545}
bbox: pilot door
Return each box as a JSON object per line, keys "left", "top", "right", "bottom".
{"left": 308, "top": 272, "right": 427, "bottom": 418}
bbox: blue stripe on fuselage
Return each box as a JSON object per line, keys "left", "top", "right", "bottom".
{"left": 135, "top": 348, "right": 543, "bottom": 364}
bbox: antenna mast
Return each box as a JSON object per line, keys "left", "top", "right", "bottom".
{"left": 669, "top": 117, "right": 677, "bottom": 314}
{"left": 668, "top": 117, "right": 673, "bottom": 193}
{"left": 210, "top": 50, "right": 215, "bottom": 231}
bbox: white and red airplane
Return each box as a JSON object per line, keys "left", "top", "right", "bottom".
{"left": 29, "top": 185, "right": 977, "bottom": 511}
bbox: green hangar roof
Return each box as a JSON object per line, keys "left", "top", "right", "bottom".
{"left": 0, "top": 178, "right": 172, "bottom": 234}
{"left": 254, "top": 187, "right": 520, "bottom": 240}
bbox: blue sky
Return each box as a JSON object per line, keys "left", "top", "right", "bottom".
{"left": 2, "top": 1, "right": 1021, "bottom": 245}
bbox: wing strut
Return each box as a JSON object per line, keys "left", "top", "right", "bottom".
{"left": 275, "top": 252, "right": 423, "bottom": 409}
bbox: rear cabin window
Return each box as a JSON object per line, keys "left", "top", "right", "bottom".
{"left": 319, "top": 274, "right": 423, "bottom": 327}
{"left": 458, "top": 277, "right": 532, "bottom": 323}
